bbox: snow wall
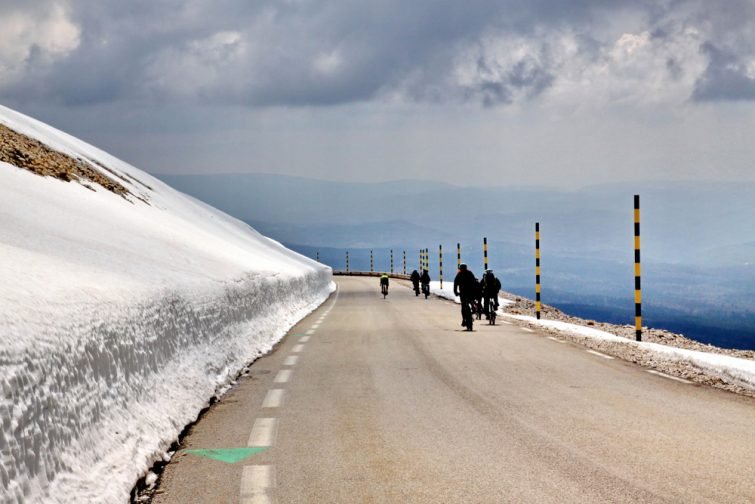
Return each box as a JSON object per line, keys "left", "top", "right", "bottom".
{"left": 0, "top": 105, "right": 332, "bottom": 503}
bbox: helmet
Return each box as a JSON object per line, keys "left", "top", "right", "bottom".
{"left": 486, "top": 269, "right": 493, "bottom": 273}
{"left": 459, "top": 263, "right": 467, "bottom": 270}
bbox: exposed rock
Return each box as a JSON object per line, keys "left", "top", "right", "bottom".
{"left": 0, "top": 123, "right": 130, "bottom": 197}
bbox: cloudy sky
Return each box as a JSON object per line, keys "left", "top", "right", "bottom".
{"left": 1, "top": 0, "right": 755, "bottom": 187}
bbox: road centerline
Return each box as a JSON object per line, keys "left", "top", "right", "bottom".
{"left": 248, "top": 418, "right": 278, "bottom": 447}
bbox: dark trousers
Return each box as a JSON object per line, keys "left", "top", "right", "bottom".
{"left": 460, "top": 296, "right": 473, "bottom": 325}
{"left": 484, "top": 295, "right": 499, "bottom": 315}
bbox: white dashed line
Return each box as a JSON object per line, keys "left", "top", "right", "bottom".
{"left": 521, "top": 327, "right": 535, "bottom": 333}
{"left": 262, "top": 389, "right": 285, "bottom": 408}
{"left": 248, "top": 418, "right": 278, "bottom": 447}
{"left": 547, "top": 336, "right": 567, "bottom": 344}
{"left": 274, "top": 369, "right": 292, "bottom": 383}
{"left": 586, "top": 350, "right": 614, "bottom": 360}
{"left": 305, "top": 329, "right": 316, "bottom": 335}
{"left": 311, "top": 324, "right": 320, "bottom": 329}
{"left": 292, "top": 344, "right": 305, "bottom": 353}
{"left": 500, "top": 321, "right": 512, "bottom": 325}
{"left": 283, "top": 355, "right": 299, "bottom": 366}
{"left": 298, "top": 336, "right": 310, "bottom": 343}
{"left": 647, "top": 369, "right": 691, "bottom": 383}
{"left": 240, "top": 465, "right": 275, "bottom": 504}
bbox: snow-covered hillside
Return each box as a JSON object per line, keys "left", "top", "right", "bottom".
{"left": 0, "top": 105, "right": 332, "bottom": 504}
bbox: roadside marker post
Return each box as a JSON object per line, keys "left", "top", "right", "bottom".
{"left": 457, "top": 242, "right": 461, "bottom": 270}
{"left": 403, "top": 250, "right": 406, "bottom": 275}
{"left": 535, "top": 223, "right": 541, "bottom": 320}
{"left": 370, "top": 250, "right": 374, "bottom": 273}
{"left": 316, "top": 251, "right": 319, "bottom": 262}
{"left": 634, "top": 195, "right": 642, "bottom": 342}
{"left": 346, "top": 251, "right": 349, "bottom": 273}
{"left": 483, "top": 237, "right": 488, "bottom": 271}
{"left": 390, "top": 249, "right": 394, "bottom": 274}
{"left": 439, "top": 244, "right": 443, "bottom": 289}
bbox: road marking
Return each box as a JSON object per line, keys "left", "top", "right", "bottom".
{"left": 647, "top": 369, "right": 691, "bottom": 383}
{"left": 292, "top": 344, "right": 305, "bottom": 353}
{"left": 262, "top": 389, "right": 285, "bottom": 408}
{"left": 547, "top": 336, "right": 567, "bottom": 344}
{"left": 184, "top": 447, "right": 266, "bottom": 464}
{"left": 248, "top": 418, "right": 278, "bottom": 447}
{"left": 240, "top": 465, "right": 275, "bottom": 504}
{"left": 586, "top": 350, "right": 614, "bottom": 360}
{"left": 298, "top": 336, "right": 310, "bottom": 343}
{"left": 283, "top": 355, "right": 299, "bottom": 366}
{"left": 311, "top": 324, "right": 320, "bottom": 329}
{"left": 274, "top": 370, "right": 292, "bottom": 383}
{"left": 521, "top": 327, "right": 535, "bottom": 333}
{"left": 305, "top": 329, "right": 316, "bottom": 335}
{"left": 500, "top": 321, "right": 512, "bottom": 325}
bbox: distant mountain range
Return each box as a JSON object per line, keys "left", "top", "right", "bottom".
{"left": 157, "top": 172, "right": 755, "bottom": 350}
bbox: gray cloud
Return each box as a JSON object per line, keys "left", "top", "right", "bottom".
{"left": 692, "top": 42, "right": 755, "bottom": 101}
{"left": 2, "top": 0, "right": 755, "bottom": 108}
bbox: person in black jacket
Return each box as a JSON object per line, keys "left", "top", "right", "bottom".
{"left": 482, "top": 269, "right": 502, "bottom": 318}
{"left": 410, "top": 269, "right": 421, "bottom": 296}
{"left": 453, "top": 263, "right": 477, "bottom": 331}
{"left": 420, "top": 269, "right": 431, "bottom": 297}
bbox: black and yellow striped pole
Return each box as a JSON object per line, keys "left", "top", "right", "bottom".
{"left": 346, "top": 250, "right": 350, "bottom": 273}
{"left": 634, "top": 195, "right": 642, "bottom": 342}
{"left": 483, "top": 237, "right": 488, "bottom": 271}
{"left": 439, "top": 244, "right": 443, "bottom": 289}
{"left": 535, "top": 223, "right": 541, "bottom": 320}
{"left": 457, "top": 243, "right": 461, "bottom": 270}
{"left": 390, "top": 249, "right": 394, "bottom": 274}
{"left": 370, "top": 250, "right": 374, "bottom": 273}
{"left": 316, "top": 251, "right": 319, "bottom": 262}
{"left": 419, "top": 249, "right": 423, "bottom": 272}
{"left": 403, "top": 250, "right": 406, "bottom": 275}
{"left": 426, "top": 248, "right": 430, "bottom": 273}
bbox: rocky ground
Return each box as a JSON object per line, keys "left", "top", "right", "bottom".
{"left": 0, "top": 122, "right": 131, "bottom": 197}
{"left": 501, "top": 293, "right": 755, "bottom": 398}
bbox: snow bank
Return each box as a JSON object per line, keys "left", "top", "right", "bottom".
{"left": 0, "top": 105, "right": 332, "bottom": 503}
{"left": 504, "top": 314, "right": 755, "bottom": 392}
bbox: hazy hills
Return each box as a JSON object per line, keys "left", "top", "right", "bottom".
{"left": 158, "top": 173, "right": 755, "bottom": 349}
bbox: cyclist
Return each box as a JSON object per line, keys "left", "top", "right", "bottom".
{"left": 380, "top": 273, "right": 389, "bottom": 297}
{"left": 420, "top": 269, "right": 431, "bottom": 298}
{"left": 410, "top": 269, "right": 421, "bottom": 296}
{"left": 482, "top": 269, "right": 502, "bottom": 319}
{"left": 453, "top": 263, "right": 477, "bottom": 331}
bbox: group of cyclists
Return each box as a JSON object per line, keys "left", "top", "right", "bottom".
{"left": 454, "top": 264, "right": 501, "bottom": 331}
{"left": 379, "top": 263, "right": 502, "bottom": 331}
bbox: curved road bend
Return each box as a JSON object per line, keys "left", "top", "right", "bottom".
{"left": 152, "top": 276, "right": 755, "bottom": 504}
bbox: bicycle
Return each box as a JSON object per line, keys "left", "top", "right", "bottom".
{"left": 381, "top": 283, "right": 388, "bottom": 298}
{"left": 485, "top": 296, "right": 497, "bottom": 325}
{"left": 421, "top": 282, "right": 430, "bottom": 299}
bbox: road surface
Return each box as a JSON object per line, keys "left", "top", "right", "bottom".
{"left": 152, "top": 276, "right": 755, "bottom": 504}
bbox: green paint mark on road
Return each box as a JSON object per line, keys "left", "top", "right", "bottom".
{"left": 184, "top": 447, "right": 268, "bottom": 464}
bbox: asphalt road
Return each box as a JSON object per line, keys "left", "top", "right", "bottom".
{"left": 151, "top": 276, "right": 755, "bottom": 504}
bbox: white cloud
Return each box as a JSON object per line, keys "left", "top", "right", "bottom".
{"left": 0, "top": 2, "right": 80, "bottom": 87}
